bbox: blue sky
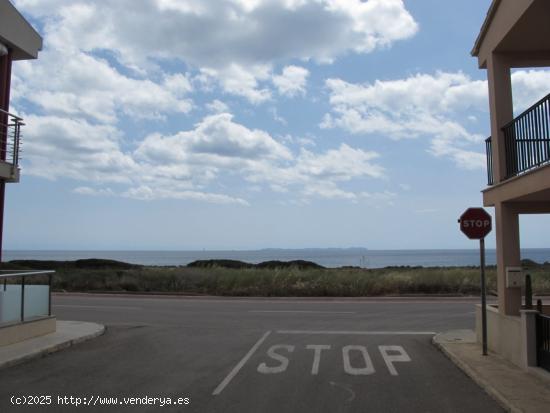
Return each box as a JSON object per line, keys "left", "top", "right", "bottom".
{"left": 5, "top": 0, "right": 550, "bottom": 250}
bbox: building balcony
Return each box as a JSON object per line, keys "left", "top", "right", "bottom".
{"left": 0, "top": 108, "right": 23, "bottom": 183}
{"left": 486, "top": 92, "right": 550, "bottom": 186}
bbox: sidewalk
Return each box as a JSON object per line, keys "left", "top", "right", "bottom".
{"left": 0, "top": 321, "right": 105, "bottom": 370}
{"left": 433, "top": 330, "right": 550, "bottom": 413}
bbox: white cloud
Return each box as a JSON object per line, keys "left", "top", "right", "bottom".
{"left": 206, "top": 99, "right": 230, "bottom": 113}
{"left": 16, "top": 0, "right": 417, "bottom": 66}
{"left": 199, "top": 64, "right": 273, "bottom": 104}
{"left": 135, "top": 113, "right": 292, "bottom": 164}
{"left": 73, "top": 186, "right": 115, "bottom": 196}
{"left": 511, "top": 69, "right": 550, "bottom": 113}
{"left": 297, "top": 137, "right": 316, "bottom": 147}
{"left": 303, "top": 181, "right": 358, "bottom": 200}
{"left": 11, "top": 0, "right": 417, "bottom": 205}
{"left": 20, "top": 114, "right": 255, "bottom": 205}
{"left": 273, "top": 66, "right": 309, "bottom": 97}
{"left": 133, "top": 116, "right": 386, "bottom": 202}
{"left": 121, "top": 186, "right": 250, "bottom": 206}
{"left": 20, "top": 109, "right": 386, "bottom": 204}
{"left": 269, "top": 107, "right": 288, "bottom": 125}
{"left": 322, "top": 69, "right": 550, "bottom": 170}
{"left": 14, "top": 0, "right": 418, "bottom": 102}
{"left": 163, "top": 73, "right": 194, "bottom": 95}
{"left": 300, "top": 183, "right": 396, "bottom": 204}
{"left": 13, "top": 49, "right": 193, "bottom": 124}
{"left": 322, "top": 72, "right": 489, "bottom": 169}
{"left": 245, "top": 143, "right": 385, "bottom": 198}
{"left": 296, "top": 144, "right": 383, "bottom": 180}
{"left": 22, "top": 115, "right": 138, "bottom": 183}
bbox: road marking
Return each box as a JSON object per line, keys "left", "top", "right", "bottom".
{"left": 53, "top": 305, "right": 141, "bottom": 310}
{"left": 329, "top": 381, "right": 356, "bottom": 402}
{"left": 379, "top": 346, "right": 411, "bottom": 376}
{"left": 212, "top": 331, "right": 271, "bottom": 396}
{"left": 254, "top": 344, "right": 413, "bottom": 377}
{"left": 342, "top": 345, "right": 375, "bottom": 375}
{"left": 249, "top": 310, "right": 356, "bottom": 314}
{"left": 257, "top": 345, "right": 294, "bottom": 374}
{"left": 276, "top": 330, "right": 436, "bottom": 335}
{"left": 306, "top": 345, "right": 331, "bottom": 375}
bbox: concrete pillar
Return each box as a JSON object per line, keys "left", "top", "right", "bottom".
{"left": 487, "top": 53, "right": 520, "bottom": 316}
{"left": 487, "top": 53, "right": 514, "bottom": 183}
{"left": 520, "top": 310, "right": 538, "bottom": 369}
{"left": 495, "top": 202, "right": 522, "bottom": 315}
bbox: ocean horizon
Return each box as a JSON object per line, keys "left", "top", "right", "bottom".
{"left": 3, "top": 248, "right": 550, "bottom": 269}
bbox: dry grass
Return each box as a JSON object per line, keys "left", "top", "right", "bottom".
{"left": 43, "top": 265, "right": 550, "bottom": 296}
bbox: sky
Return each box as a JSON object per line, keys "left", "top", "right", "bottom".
{"left": 5, "top": 0, "right": 550, "bottom": 251}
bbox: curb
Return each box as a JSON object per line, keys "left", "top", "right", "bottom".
{"left": 432, "top": 333, "right": 521, "bottom": 413}
{"left": 0, "top": 323, "right": 106, "bottom": 370}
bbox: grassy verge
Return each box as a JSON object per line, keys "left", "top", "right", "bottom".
{"left": 3, "top": 259, "right": 550, "bottom": 296}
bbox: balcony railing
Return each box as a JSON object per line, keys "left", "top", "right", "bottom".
{"left": 486, "top": 92, "right": 550, "bottom": 185}
{"left": 0, "top": 270, "right": 54, "bottom": 326}
{"left": 485, "top": 136, "right": 494, "bottom": 185}
{"left": 0, "top": 108, "right": 23, "bottom": 167}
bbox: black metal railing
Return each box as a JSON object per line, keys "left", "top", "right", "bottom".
{"left": 485, "top": 93, "right": 550, "bottom": 185}
{"left": 485, "top": 137, "right": 493, "bottom": 185}
{"left": 536, "top": 313, "right": 550, "bottom": 372}
{"left": 0, "top": 270, "right": 54, "bottom": 325}
{"left": 0, "top": 108, "right": 23, "bottom": 167}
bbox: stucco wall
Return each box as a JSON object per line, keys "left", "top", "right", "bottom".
{"left": 476, "top": 304, "right": 523, "bottom": 367}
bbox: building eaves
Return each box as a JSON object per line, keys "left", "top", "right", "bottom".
{"left": 471, "top": 0, "right": 501, "bottom": 57}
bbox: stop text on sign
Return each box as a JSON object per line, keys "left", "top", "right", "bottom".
{"left": 461, "top": 219, "right": 490, "bottom": 228}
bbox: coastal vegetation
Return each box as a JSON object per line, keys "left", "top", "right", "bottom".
{"left": 2, "top": 259, "right": 550, "bottom": 297}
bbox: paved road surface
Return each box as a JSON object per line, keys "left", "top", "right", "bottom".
{"left": 0, "top": 294, "right": 503, "bottom": 412}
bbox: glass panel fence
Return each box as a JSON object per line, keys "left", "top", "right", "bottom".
{"left": 0, "top": 271, "right": 54, "bottom": 326}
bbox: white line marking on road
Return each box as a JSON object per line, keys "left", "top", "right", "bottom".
{"left": 249, "top": 310, "right": 356, "bottom": 314}
{"left": 53, "top": 305, "right": 141, "bottom": 310}
{"left": 276, "top": 330, "right": 436, "bottom": 335}
{"left": 212, "top": 331, "right": 271, "bottom": 396}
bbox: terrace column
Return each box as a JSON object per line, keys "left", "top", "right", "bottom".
{"left": 487, "top": 53, "right": 513, "bottom": 184}
{"left": 495, "top": 202, "right": 521, "bottom": 316}
{"left": 487, "top": 53, "right": 521, "bottom": 316}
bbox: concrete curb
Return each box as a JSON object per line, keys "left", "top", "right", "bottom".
{"left": 0, "top": 322, "right": 105, "bottom": 370}
{"left": 432, "top": 333, "right": 521, "bottom": 413}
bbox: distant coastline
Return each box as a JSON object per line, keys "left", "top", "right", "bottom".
{"left": 3, "top": 248, "right": 550, "bottom": 269}
{"left": 3, "top": 257, "right": 549, "bottom": 297}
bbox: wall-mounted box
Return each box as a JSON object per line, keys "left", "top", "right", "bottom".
{"left": 506, "top": 267, "right": 524, "bottom": 288}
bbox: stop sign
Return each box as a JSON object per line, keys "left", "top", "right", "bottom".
{"left": 459, "top": 208, "right": 492, "bottom": 239}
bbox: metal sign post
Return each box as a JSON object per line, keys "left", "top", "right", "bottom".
{"left": 459, "top": 207, "right": 492, "bottom": 356}
{"left": 479, "top": 238, "right": 487, "bottom": 356}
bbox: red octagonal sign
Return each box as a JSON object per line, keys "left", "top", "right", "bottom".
{"left": 459, "top": 208, "right": 492, "bottom": 239}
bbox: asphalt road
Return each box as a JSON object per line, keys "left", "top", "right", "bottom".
{"left": 0, "top": 294, "right": 503, "bottom": 412}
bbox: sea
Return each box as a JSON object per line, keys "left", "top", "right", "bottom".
{"left": 3, "top": 248, "right": 550, "bottom": 269}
